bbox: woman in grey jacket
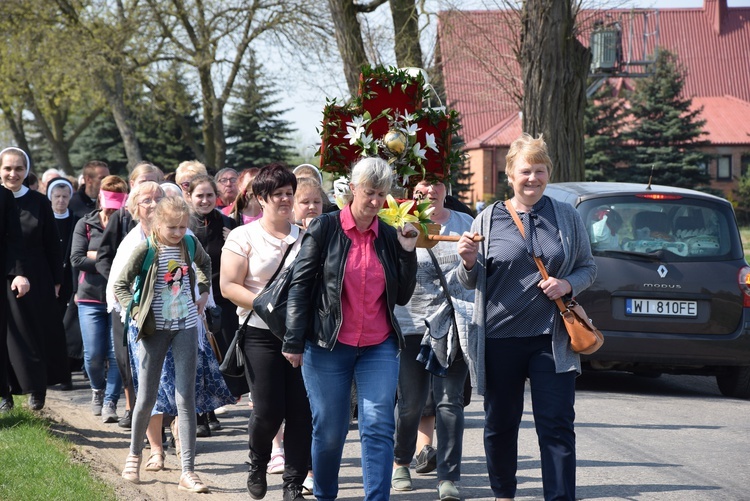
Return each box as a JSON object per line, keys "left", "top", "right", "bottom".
{"left": 457, "top": 134, "right": 596, "bottom": 501}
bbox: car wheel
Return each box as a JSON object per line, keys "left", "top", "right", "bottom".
{"left": 716, "top": 366, "right": 750, "bottom": 399}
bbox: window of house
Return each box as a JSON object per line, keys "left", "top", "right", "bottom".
{"left": 717, "top": 156, "right": 732, "bottom": 180}
{"left": 741, "top": 154, "right": 750, "bottom": 178}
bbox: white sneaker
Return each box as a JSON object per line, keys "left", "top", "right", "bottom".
{"left": 302, "top": 475, "right": 314, "bottom": 495}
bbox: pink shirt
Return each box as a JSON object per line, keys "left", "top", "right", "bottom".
{"left": 337, "top": 205, "right": 392, "bottom": 347}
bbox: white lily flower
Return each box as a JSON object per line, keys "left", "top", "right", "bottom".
{"left": 400, "top": 112, "right": 417, "bottom": 122}
{"left": 360, "top": 132, "right": 374, "bottom": 149}
{"left": 404, "top": 123, "right": 420, "bottom": 136}
{"left": 412, "top": 142, "right": 427, "bottom": 160}
{"left": 344, "top": 125, "right": 364, "bottom": 145}
{"left": 425, "top": 132, "right": 439, "bottom": 153}
{"left": 346, "top": 115, "right": 367, "bottom": 129}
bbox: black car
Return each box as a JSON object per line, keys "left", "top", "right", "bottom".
{"left": 545, "top": 182, "right": 750, "bottom": 398}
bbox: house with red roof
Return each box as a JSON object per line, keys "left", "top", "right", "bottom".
{"left": 437, "top": 0, "right": 750, "bottom": 205}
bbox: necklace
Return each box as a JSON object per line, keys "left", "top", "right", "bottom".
{"left": 259, "top": 219, "right": 290, "bottom": 239}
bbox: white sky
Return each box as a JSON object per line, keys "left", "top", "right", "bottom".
{"left": 278, "top": 0, "right": 750, "bottom": 154}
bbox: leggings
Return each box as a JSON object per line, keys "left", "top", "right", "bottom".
{"left": 129, "top": 327, "right": 198, "bottom": 473}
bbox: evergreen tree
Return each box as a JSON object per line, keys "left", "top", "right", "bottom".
{"left": 619, "top": 50, "right": 711, "bottom": 188}
{"left": 225, "top": 56, "right": 294, "bottom": 169}
{"left": 70, "top": 114, "right": 128, "bottom": 176}
{"left": 584, "top": 82, "right": 628, "bottom": 182}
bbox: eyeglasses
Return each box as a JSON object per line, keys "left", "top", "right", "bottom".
{"left": 137, "top": 197, "right": 162, "bottom": 207}
{"left": 218, "top": 177, "right": 238, "bottom": 185}
{"left": 179, "top": 182, "right": 191, "bottom": 190}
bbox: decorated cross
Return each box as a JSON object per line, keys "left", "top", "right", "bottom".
{"left": 318, "top": 65, "right": 462, "bottom": 190}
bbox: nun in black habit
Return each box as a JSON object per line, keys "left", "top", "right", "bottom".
{"left": 1, "top": 147, "right": 68, "bottom": 410}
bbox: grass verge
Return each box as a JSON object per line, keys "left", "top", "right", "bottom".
{"left": 0, "top": 396, "right": 116, "bottom": 501}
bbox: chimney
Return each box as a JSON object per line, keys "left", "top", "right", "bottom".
{"left": 706, "top": 0, "right": 728, "bottom": 35}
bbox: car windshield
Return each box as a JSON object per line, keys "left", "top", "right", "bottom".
{"left": 578, "top": 196, "right": 740, "bottom": 261}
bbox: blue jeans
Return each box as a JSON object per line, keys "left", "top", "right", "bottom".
{"left": 78, "top": 302, "right": 122, "bottom": 404}
{"left": 394, "top": 335, "right": 468, "bottom": 482}
{"left": 302, "top": 336, "right": 399, "bottom": 501}
{"left": 484, "top": 335, "right": 576, "bottom": 501}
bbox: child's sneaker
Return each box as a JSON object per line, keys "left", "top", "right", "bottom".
{"left": 268, "top": 448, "right": 285, "bottom": 474}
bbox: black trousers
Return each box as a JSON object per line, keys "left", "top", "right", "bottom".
{"left": 243, "top": 325, "right": 312, "bottom": 488}
{"left": 484, "top": 335, "right": 576, "bottom": 501}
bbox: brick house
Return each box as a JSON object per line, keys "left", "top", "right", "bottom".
{"left": 437, "top": 0, "right": 750, "bottom": 205}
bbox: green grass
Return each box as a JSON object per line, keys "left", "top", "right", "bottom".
{"left": 0, "top": 397, "right": 116, "bottom": 501}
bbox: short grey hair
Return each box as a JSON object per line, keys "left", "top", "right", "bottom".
{"left": 214, "top": 167, "right": 238, "bottom": 181}
{"left": 351, "top": 157, "right": 393, "bottom": 190}
{"left": 342, "top": 157, "right": 393, "bottom": 205}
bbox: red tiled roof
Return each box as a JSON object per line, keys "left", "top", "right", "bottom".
{"left": 465, "top": 112, "right": 522, "bottom": 149}
{"left": 438, "top": 2, "right": 750, "bottom": 146}
{"left": 692, "top": 95, "right": 750, "bottom": 145}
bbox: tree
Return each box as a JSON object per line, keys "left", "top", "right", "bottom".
{"left": 520, "top": 0, "right": 591, "bottom": 182}
{"left": 0, "top": 0, "right": 103, "bottom": 172}
{"left": 584, "top": 82, "right": 628, "bottom": 182}
{"left": 54, "top": 0, "right": 157, "bottom": 170}
{"left": 143, "top": 0, "right": 320, "bottom": 170}
{"left": 327, "top": 0, "right": 423, "bottom": 97}
{"left": 225, "top": 57, "right": 294, "bottom": 168}
{"left": 620, "top": 50, "right": 711, "bottom": 188}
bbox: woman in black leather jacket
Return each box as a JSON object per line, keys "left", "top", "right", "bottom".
{"left": 283, "top": 157, "right": 418, "bottom": 500}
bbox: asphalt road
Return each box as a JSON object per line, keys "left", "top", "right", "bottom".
{"left": 43, "top": 371, "right": 750, "bottom": 500}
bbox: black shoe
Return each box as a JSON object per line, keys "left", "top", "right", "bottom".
{"left": 415, "top": 444, "right": 437, "bottom": 474}
{"left": 246, "top": 462, "right": 268, "bottom": 500}
{"left": 207, "top": 411, "right": 221, "bottom": 431}
{"left": 282, "top": 484, "right": 305, "bottom": 501}
{"left": 28, "top": 393, "right": 45, "bottom": 411}
{"left": 196, "top": 413, "right": 211, "bottom": 437}
{"left": 0, "top": 397, "right": 13, "bottom": 413}
{"left": 118, "top": 409, "right": 132, "bottom": 429}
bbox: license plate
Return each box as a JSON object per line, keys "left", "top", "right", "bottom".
{"left": 625, "top": 299, "right": 698, "bottom": 317}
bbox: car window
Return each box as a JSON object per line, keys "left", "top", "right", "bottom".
{"left": 578, "top": 196, "right": 737, "bottom": 260}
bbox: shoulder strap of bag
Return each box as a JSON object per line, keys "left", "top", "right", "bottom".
{"left": 507, "top": 202, "right": 568, "bottom": 314}
{"left": 426, "top": 248, "right": 458, "bottom": 322}
{"left": 243, "top": 241, "right": 296, "bottom": 326}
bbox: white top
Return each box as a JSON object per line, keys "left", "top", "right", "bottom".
{"left": 222, "top": 219, "right": 302, "bottom": 329}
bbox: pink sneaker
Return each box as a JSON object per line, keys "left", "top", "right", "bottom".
{"left": 268, "top": 449, "right": 285, "bottom": 474}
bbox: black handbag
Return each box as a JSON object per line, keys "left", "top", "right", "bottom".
{"left": 219, "top": 315, "right": 249, "bottom": 380}
{"left": 252, "top": 243, "right": 296, "bottom": 340}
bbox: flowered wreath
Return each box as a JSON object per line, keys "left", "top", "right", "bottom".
{"left": 318, "top": 65, "right": 464, "bottom": 191}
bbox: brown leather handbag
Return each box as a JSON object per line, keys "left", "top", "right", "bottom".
{"left": 508, "top": 204, "right": 604, "bottom": 355}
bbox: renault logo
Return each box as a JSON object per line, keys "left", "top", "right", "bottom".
{"left": 657, "top": 265, "right": 668, "bottom": 278}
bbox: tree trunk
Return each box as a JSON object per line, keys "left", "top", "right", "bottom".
{"left": 520, "top": 0, "right": 590, "bottom": 182}
{"left": 389, "top": 0, "right": 423, "bottom": 68}
{"left": 327, "top": 0, "right": 370, "bottom": 97}
{"left": 198, "top": 64, "right": 218, "bottom": 170}
{"left": 99, "top": 74, "right": 142, "bottom": 171}
{"left": 0, "top": 104, "right": 31, "bottom": 158}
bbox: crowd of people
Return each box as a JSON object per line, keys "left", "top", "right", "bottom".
{"left": 1, "top": 133, "right": 596, "bottom": 501}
